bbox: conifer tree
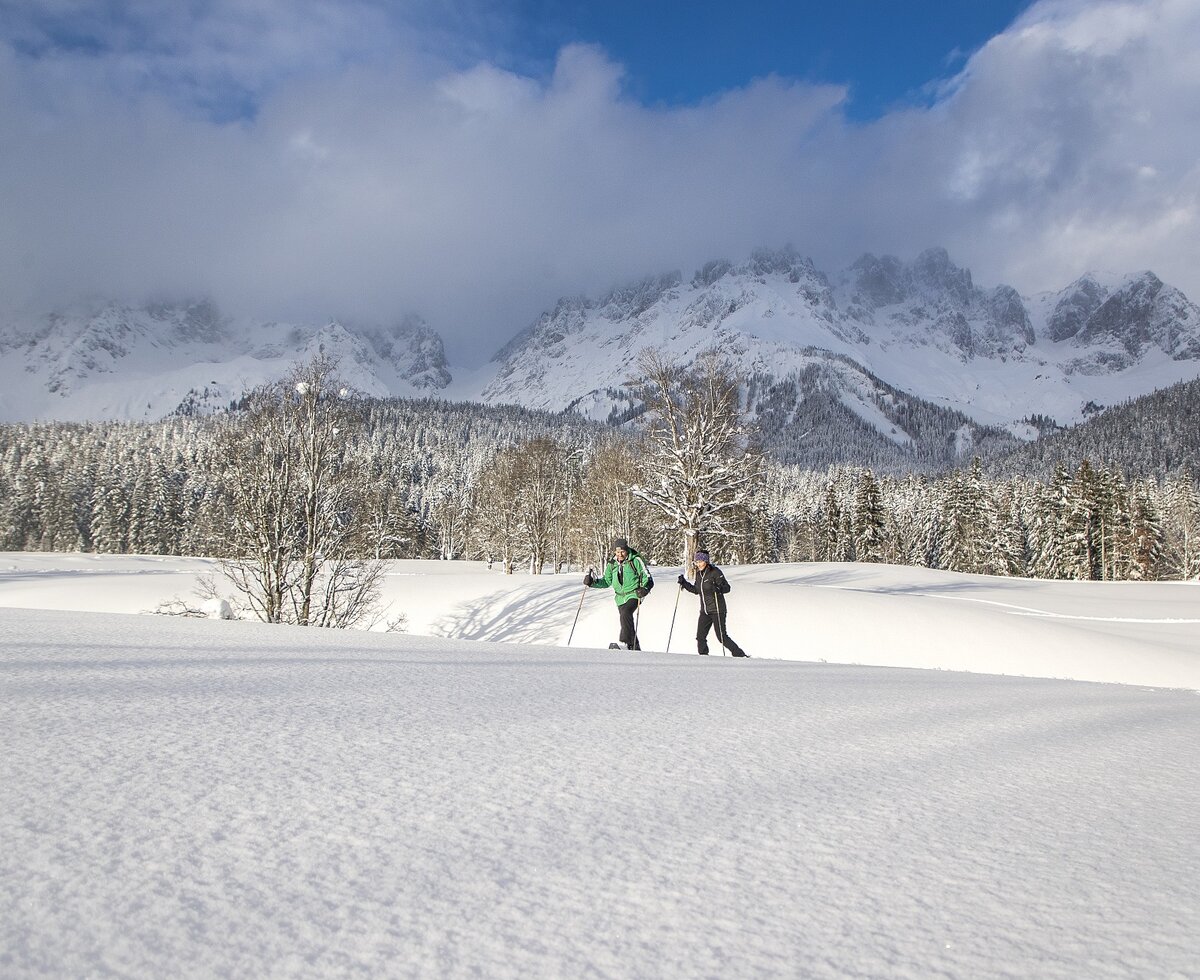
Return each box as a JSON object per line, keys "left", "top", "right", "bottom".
{"left": 853, "top": 469, "right": 887, "bottom": 562}
{"left": 939, "top": 459, "right": 1001, "bottom": 573}
{"left": 1031, "top": 464, "right": 1072, "bottom": 578}
{"left": 1061, "top": 460, "right": 1103, "bottom": 580}
{"left": 1128, "top": 483, "right": 1165, "bottom": 580}
{"left": 819, "top": 483, "right": 841, "bottom": 562}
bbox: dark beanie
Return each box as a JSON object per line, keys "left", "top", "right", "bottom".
{"left": 611, "top": 537, "right": 630, "bottom": 551}
{"left": 694, "top": 550, "right": 710, "bottom": 563}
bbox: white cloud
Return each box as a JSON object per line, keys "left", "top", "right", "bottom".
{"left": 0, "top": 0, "right": 405, "bottom": 115}
{"left": 910, "top": 0, "right": 1200, "bottom": 293}
{"left": 1, "top": 0, "right": 1198, "bottom": 364}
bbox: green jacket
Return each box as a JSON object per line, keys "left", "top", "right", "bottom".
{"left": 591, "top": 550, "right": 652, "bottom": 605}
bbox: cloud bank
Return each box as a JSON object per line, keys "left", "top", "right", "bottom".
{"left": 1, "top": 0, "right": 1198, "bottom": 364}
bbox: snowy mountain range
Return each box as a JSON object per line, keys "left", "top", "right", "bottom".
{"left": 0, "top": 302, "right": 451, "bottom": 422}
{"left": 4, "top": 247, "right": 1199, "bottom": 457}
{"left": 482, "top": 248, "right": 1200, "bottom": 435}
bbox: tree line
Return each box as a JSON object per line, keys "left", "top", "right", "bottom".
{"left": 3, "top": 359, "right": 1198, "bottom": 606}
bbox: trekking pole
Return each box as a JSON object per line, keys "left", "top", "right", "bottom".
{"left": 566, "top": 569, "right": 592, "bottom": 647}
{"left": 715, "top": 601, "right": 727, "bottom": 656}
{"left": 665, "top": 579, "right": 682, "bottom": 653}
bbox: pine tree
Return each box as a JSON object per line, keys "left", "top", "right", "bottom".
{"left": 1095, "top": 468, "right": 1132, "bottom": 581}
{"left": 819, "top": 483, "right": 841, "bottom": 562}
{"left": 1061, "top": 460, "right": 1103, "bottom": 580}
{"left": 91, "top": 479, "right": 130, "bottom": 554}
{"left": 1128, "top": 482, "right": 1165, "bottom": 581}
{"left": 939, "top": 459, "right": 1001, "bottom": 573}
{"left": 1031, "top": 464, "right": 1072, "bottom": 579}
{"left": 852, "top": 469, "right": 887, "bottom": 563}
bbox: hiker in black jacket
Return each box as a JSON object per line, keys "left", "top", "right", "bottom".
{"left": 677, "top": 551, "right": 749, "bottom": 657}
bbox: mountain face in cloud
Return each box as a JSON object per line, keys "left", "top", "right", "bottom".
{"left": 4, "top": 248, "right": 1199, "bottom": 474}
{"left": 478, "top": 247, "right": 1200, "bottom": 431}
{"left": 0, "top": 0, "right": 1198, "bottom": 368}
{"left": 0, "top": 302, "right": 452, "bottom": 422}
{"left": 840, "top": 248, "right": 1036, "bottom": 356}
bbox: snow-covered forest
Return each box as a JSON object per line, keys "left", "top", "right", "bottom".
{"left": 984, "top": 376, "right": 1200, "bottom": 481}
{"left": 3, "top": 379, "right": 1198, "bottom": 583}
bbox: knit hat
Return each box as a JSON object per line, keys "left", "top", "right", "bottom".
{"left": 694, "top": 550, "right": 710, "bottom": 563}
{"left": 611, "top": 537, "right": 630, "bottom": 552}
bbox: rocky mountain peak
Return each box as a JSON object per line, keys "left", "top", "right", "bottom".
{"left": 381, "top": 315, "right": 452, "bottom": 390}
{"left": 911, "top": 247, "right": 975, "bottom": 306}
{"left": 1076, "top": 272, "right": 1200, "bottom": 361}
{"left": 5, "top": 248, "right": 1200, "bottom": 437}
{"left": 846, "top": 253, "right": 909, "bottom": 308}
{"left": 599, "top": 271, "right": 682, "bottom": 320}
{"left": 986, "top": 285, "right": 1036, "bottom": 350}
{"left": 1046, "top": 274, "right": 1110, "bottom": 342}
{"left": 740, "top": 245, "right": 820, "bottom": 284}
{"left": 692, "top": 259, "right": 733, "bottom": 288}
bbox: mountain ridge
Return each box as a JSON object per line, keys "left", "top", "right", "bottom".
{"left": 3, "top": 247, "right": 1199, "bottom": 472}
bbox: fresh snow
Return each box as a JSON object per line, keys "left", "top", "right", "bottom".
{"left": 6, "top": 255, "right": 1200, "bottom": 438}
{"left": 3, "top": 554, "right": 1196, "bottom": 689}
{"left": 0, "top": 310, "right": 441, "bottom": 423}
{"left": 3, "top": 555, "right": 1199, "bottom": 977}
{"left": 476, "top": 263, "right": 1200, "bottom": 436}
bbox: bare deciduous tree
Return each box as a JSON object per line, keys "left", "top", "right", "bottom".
{"left": 209, "top": 355, "right": 387, "bottom": 627}
{"left": 628, "top": 350, "right": 759, "bottom": 570}
{"left": 473, "top": 448, "right": 521, "bottom": 572}
{"left": 572, "top": 435, "right": 641, "bottom": 567}
{"left": 512, "top": 436, "right": 571, "bottom": 574}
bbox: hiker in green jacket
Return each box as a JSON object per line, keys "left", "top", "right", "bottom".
{"left": 584, "top": 537, "right": 653, "bottom": 650}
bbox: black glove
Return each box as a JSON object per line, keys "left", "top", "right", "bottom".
{"left": 635, "top": 587, "right": 648, "bottom": 599}
{"left": 583, "top": 572, "right": 594, "bottom": 586}
{"left": 677, "top": 574, "right": 686, "bottom": 586}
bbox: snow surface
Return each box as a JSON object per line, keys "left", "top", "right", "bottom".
{"left": 3, "top": 556, "right": 1200, "bottom": 977}
{"left": 2, "top": 554, "right": 1197, "bottom": 689}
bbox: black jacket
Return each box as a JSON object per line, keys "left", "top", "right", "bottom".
{"left": 680, "top": 564, "right": 731, "bottom": 614}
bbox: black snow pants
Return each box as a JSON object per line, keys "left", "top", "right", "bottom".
{"left": 697, "top": 602, "right": 746, "bottom": 657}
{"left": 618, "top": 598, "right": 641, "bottom": 650}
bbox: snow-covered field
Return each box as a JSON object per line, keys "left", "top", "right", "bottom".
{"left": 3, "top": 555, "right": 1199, "bottom": 977}
{"left": 2, "top": 553, "right": 1197, "bottom": 688}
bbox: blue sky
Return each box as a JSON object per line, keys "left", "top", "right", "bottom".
{"left": 485, "top": 0, "right": 1035, "bottom": 119}
{"left": 1, "top": 0, "right": 1197, "bottom": 363}
{"left": 5, "top": 0, "right": 1034, "bottom": 122}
